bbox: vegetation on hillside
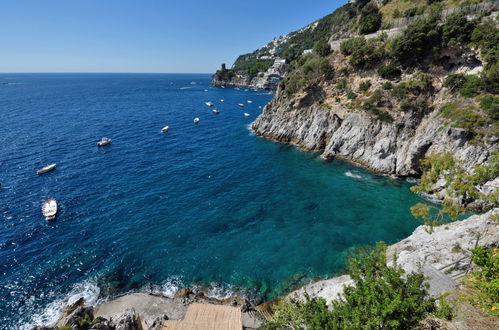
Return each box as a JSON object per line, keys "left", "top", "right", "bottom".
{"left": 410, "top": 151, "right": 498, "bottom": 228}
{"left": 465, "top": 246, "right": 499, "bottom": 315}
{"left": 261, "top": 243, "right": 437, "bottom": 329}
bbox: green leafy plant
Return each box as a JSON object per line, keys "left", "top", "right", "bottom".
{"left": 378, "top": 63, "right": 402, "bottom": 79}
{"left": 480, "top": 95, "right": 499, "bottom": 120}
{"left": 261, "top": 243, "right": 435, "bottom": 329}
{"left": 466, "top": 246, "right": 499, "bottom": 315}
{"left": 358, "top": 1, "right": 382, "bottom": 35}
{"left": 358, "top": 80, "right": 372, "bottom": 92}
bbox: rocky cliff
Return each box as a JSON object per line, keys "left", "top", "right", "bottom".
{"left": 252, "top": 85, "right": 493, "bottom": 177}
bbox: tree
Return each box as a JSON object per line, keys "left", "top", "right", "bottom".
{"left": 358, "top": 2, "right": 382, "bottom": 35}
{"left": 441, "top": 12, "right": 476, "bottom": 46}
{"left": 390, "top": 15, "right": 442, "bottom": 66}
{"left": 313, "top": 39, "right": 331, "bottom": 57}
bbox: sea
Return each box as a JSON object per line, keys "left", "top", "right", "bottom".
{"left": 0, "top": 73, "right": 426, "bottom": 329}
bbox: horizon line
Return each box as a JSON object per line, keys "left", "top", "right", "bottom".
{"left": 0, "top": 72, "right": 214, "bottom": 75}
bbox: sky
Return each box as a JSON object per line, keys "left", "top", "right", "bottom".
{"left": 0, "top": 0, "right": 345, "bottom": 73}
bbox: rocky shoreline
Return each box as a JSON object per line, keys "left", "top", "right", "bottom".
{"left": 251, "top": 87, "right": 493, "bottom": 178}
{"left": 34, "top": 209, "right": 498, "bottom": 330}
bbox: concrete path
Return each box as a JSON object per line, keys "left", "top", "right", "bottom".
{"left": 162, "top": 303, "right": 242, "bottom": 330}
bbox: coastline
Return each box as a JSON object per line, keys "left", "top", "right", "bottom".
{"left": 35, "top": 209, "right": 498, "bottom": 329}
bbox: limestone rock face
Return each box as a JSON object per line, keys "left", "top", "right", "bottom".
{"left": 387, "top": 208, "right": 499, "bottom": 297}
{"left": 252, "top": 99, "right": 492, "bottom": 176}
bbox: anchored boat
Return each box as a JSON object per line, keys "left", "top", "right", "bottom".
{"left": 97, "top": 137, "right": 111, "bottom": 147}
{"left": 161, "top": 126, "right": 170, "bottom": 133}
{"left": 205, "top": 102, "right": 214, "bottom": 107}
{"left": 238, "top": 104, "right": 245, "bottom": 107}
{"left": 37, "top": 163, "right": 56, "bottom": 175}
{"left": 212, "top": 109, "right": 220, "bottom": 114}
{"left": 244, "top": 113, "right": 251, "bottom": 117}
{"left": 42, "top": 199, "right": 58, "bottom": 220}
{"left": 194, "top": 117, "right": 200, "bottom": 124}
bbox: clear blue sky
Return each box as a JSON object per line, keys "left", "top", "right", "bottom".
{"left": 0, "top": 0, "right": 345, "bottom": 73}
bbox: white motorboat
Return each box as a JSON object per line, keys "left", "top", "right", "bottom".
{"left": 244, "top": 113, "right": 251, "bottom": 117}
{"left": 37, "top": 163, "right": 56, "bottom": 175}
{"left": 194, "top": 117, "right": 200, "bottom": 124}
{"left": 212, "top": 109, "right": 220, "bottom": 114}
{"left": 238, "top": 103, "right": 245, "bottom": 107}
{"left": 161, "top": 126, "right": 170, "bottom": 133}
{"left": 205, "top": 102, "right": 214, "bottom": 107}
{"left": 42, "top": 199, "right": 58, "bottom": 220}
{"left": 258, "top": 106, "right": 262, "bottom": 109}
{"left": 97, "top": 137, "right": 112, "bottom": 147}
{"left": 247, "top": 100, "right": 253, "bottom": 104}
{"left": 220, "top": 99, "right": 224, "bottom": 102}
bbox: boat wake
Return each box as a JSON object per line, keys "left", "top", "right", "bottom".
{"left": 344, "top": 171, "right": 363, "bottom": 180}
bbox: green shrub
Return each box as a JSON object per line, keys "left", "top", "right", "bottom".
{"left": 358, "top": 1, "right": 382, "bottom": 35}
{"left": 458, "top": 75, "right": 480, "bottom": 98}
{"left": 393, "top": 8, "right": 402, "bottom": 19}
{"left": 347, "top": 90, "right": 357, "bottom": 99}
{"left": 382, "top": 81, "right": 393, "bottom": 90}
{"left": 378, "top": 63, "right": 402, "bottom": 79}
{"left": 358, "top": 80, "right": 372, "bottom": 92}
{"left": 313, "top": 39, "right": 331, "bottom": 57}
{"left": 467, "top": 246, "right": 499, "bottom": 315}
{"left": 404, "top": 6, "right": 425, "bottom": 18}
{"left": 439, "top": 102, "right": 486, "bottom": 130}
{"left": 283, "top": 57, "right": 335, "bottom": 96}
{"left": 390, "top": 16, "right": 442, "bottom": 66}
{"left": 480, "top": 95, "right": 499, "bottom": 120}
{"left": 340, "top": 37, "right": 365, "bottom": 56}
{"left": 443, "top": 73, "right": 468, "bottom": 92}
{"left": 262, "top": 243, "right": 435, "bottom": 329}
{"left": 351, "top": 39, "right": 384, "bottom": 68}
{"left": 434, "top": 296, "right": 454, "bottom": 320}
{"left": 441, "top": 11, "right": 476, "bottom": 46}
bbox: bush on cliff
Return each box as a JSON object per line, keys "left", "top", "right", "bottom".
{"left": 340, "top": 36, "right": 384, "bottom": 69}
{"left": 466, "top": 246, "right": 499, "bottom": 315}
{"left": 282, "top": 57, "right": 334, "bottom": 96}
{"left": 261, "top": 243, "right": 435, "bottom": 329}
{"left": 378, "top": 63, "right": 402, "bottom": 79}
{"left": 390, "top": 15, "right": 442, "bottom": 66}
{"left": 358, "top": 1, "right": 382, "bottom": 35}
{"left": 314, "top": 39, "right": 331, "bottom": 57}
{"left": 441, "top": 11, "right": 476, "bottom": 47}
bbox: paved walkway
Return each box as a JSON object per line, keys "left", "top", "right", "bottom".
{"left": 162, "top": 303, "right": 242, "bottom": 330}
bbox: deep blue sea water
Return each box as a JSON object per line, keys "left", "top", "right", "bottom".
{"left": 0, "top": 74, "right": 426, "bottom": 329}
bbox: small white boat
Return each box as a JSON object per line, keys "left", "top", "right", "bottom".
{"left": 221, "top": 86, "right": 225, "bottom": 89}
{"left": 220, "top": 99, "right": 224, "bottom": 102}
{"left": 97, "top": 137, "right": 112, "bottom": 147}
{"left": 42, "top": 199, "right": 58, "bottom": 220}
{"left": 205, "top": 102, "right": 214, "bottom": 107}
{"left": 258, "top": 106, "right": 262, "bottom": 109}
{"left": 244, "top": 113, "right": 251, "bottom": 117}
{"left": 37, "top": 163, "right": 56, "bottom": 175}
{"left": 161, "top": 126, "right": 170, "bottom": 133}
{"left": 204, "top": 89, "right": 208, "bottom": 92}
{"left": 194, "top": 117, "right": 200, "bottom": 124}
{"left": 212, "top": 109, "right": 220, "bottom": 114}
{"left": 238, "top": 103, "right": 245, "bottom": 107}
{"left": 247, "top": 100, "right": 253, "bottom": 104}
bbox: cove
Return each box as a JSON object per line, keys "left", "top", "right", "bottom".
{"left": 0, "top": 74, "right": 426, "bottom": 328}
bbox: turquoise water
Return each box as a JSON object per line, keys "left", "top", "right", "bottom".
{"left": 0, "top": 74, "right": 424, "bottom": 329}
